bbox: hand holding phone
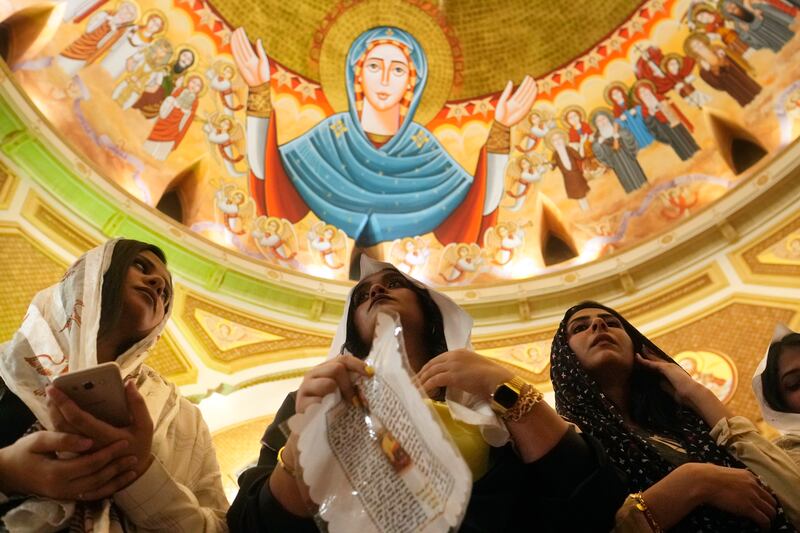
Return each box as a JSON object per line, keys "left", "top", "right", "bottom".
{"left": 47, "top": 366, "right": 156, "bottom": 480}
{"left": 52, "top": 362, "right": 129, "bottom": 427}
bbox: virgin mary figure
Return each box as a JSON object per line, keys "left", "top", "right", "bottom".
{"left": 232, "top": 26, "right": 536, "bottom": 248}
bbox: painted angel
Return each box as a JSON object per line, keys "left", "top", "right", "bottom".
{"left": 515, "top": 109, "right": 555, "bottom": 154}
{"left": 206, "top": 61, "right": 243, "bottom": 115}
{"left": 438, "top": 243, "right": 483, "bottom": 284}
{"left": 483, "top": 222, "right": 525, "bottom": 267}
{"left": 307, "top": 222, "right": 347, "bottom": 270}
{"left": 215, "top": 184, "right": 255, "bottom": 235}
{"left": 204, "top": 113, "right": 246, "bottom": 177}
{"left": 252, "top": 216, "right": 298, "bottom": 263}
{"left": 389, "top": 237, "right": 430, "bottom": 276}
{"left": 505, "top": 155, "right": 547, "bottom": 213}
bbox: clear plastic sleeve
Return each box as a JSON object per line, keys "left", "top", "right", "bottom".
{"left": 287, "top": 313, "right": 472, "bottom": 533}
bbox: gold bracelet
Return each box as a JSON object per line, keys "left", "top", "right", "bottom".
{"left": 247, "top": 82, "right": 272, "bottom": 118}
{"left": 486, "top": 120, "right": 511, "bottom": 153}
{"left": 502, "top": 383, "right": 544, "bottom": 422}
{"left": 629, "top": 492, "right": 663, "bottom": 533}
{"left": 277, "top": 446, "right": 296, "bottom": 477}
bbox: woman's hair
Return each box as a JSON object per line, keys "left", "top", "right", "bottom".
{"left": 762, "top": 332, "right": 800, "bottom": 412}
{"left": 562, "top": 301, "right": 679, "bottom": 431}
{"left": 341, "top": 268, "right": 447, "bottom": 360}
{"left": 98, "top": 239, "right": 168, "bottom": 339}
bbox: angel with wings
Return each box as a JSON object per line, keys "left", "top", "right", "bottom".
{"left": 307, "top": 222, "right": 347, "bottom": 270}
{"left": 252, "top": 216, "right": 298, "bottom": 264}
{"left": 505, "top": 155, "right": 548, "bottom": 213}
{"left": 389, "top": 237, "right": 430, "bottom": 276}
{"left": 438, "top": 243, "right": 484, "bottom": 284}
{"left": 483, "top": 222, "right": 526, "bottom": 267}
{"left": 215, "top": 184, "right": 255, "bottom": 235}
{"left": 206, "top": 60, "right": 243, "bottom": 115}
{"left": 204, "top": 112, "right": 246, "bottom": 177}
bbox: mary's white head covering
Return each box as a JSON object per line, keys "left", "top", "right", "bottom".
{"left": 329, "top": 255, "right": 509, "bottom": 445}
{"left": 752, "top": 324, "right": 800, "bottom": 434}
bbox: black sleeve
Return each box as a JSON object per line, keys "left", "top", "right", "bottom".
{"left": 521, "top": 428, "right": 629, "bottom": 532}
{"left": 226, "top": 391, "right": 319, "bottom": 533}
{"left": 0, "top": 379, "right": 36, "bottom": 448}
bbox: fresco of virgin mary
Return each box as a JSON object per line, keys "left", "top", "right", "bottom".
{"left": 232, "top": 26, "right": 536, "bottom": 247}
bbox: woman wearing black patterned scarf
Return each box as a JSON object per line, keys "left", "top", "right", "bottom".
{"left": 550, "top": 301, "right": 797, "bottom": 532}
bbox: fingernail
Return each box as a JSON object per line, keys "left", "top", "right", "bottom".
{"left": 365, "top": 365, "right": 375, "bottom": 377}
{"left": 127, "top": 457, "right": 138, "bottom": 465}
{"left": 79, "top": 438, "right": 93, "bottom": 449}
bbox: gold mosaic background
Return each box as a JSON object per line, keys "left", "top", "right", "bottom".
{"left": 212, "top": 0, "right": 643, "bottom": 97}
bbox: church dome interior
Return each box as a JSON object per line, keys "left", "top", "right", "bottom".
{"left": 0, "top": 0, "right": 799, "bottom": 501}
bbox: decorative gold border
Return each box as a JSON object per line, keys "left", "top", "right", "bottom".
{"left": 0, "top": 161, "right": 19, "bottom": 210}
{"left": 146, "top": 332, "right": 198, "bottom": 387}
{"left": 729, "top": 210, "right": 800, "bottom": 287}
{"left": 21, "top": 189, "right": 100, "bottom": 256}
{"left": 172, "top": 287, "right": 332, "bottom": 373}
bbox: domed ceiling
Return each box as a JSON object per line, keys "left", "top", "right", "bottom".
{"left": 3, "top": 0, "right": 800, "bottom": 291}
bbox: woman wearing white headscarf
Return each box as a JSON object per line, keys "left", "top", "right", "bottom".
{"left": 0, "top": 239, "right": 228, "bottom": 532}
{"left": 753, "top": 325, "right": 800, "bottom": 466}
{"left": 228, "top": 257, "right": 629, "bottom": 532}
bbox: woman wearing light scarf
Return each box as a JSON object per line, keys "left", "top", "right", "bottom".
{"left": 0, "top": 239, "right": 228, "bottom": 532}
{"left": 228, "top": 257, "right": 628, "bottom": 532}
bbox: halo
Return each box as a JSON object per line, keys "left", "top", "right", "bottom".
{"left": 184, "top": 73, "right": 208, "bottom": 97}
{"left": 688, "top": 2, "right": 719, "bottom": 24}
{"left": 114, "top": 0, "right": 139, "bottom": 19}
{"left": 660, "top": 52, "right": 684, "bottom": 73}
{"left": 141, "top": 9, "right": 168, "bottom": 35}
{"left": 630, "top": 79, "right": 657, "bottom": 105}
{"left": 544, "top": 127, "right": 569, "bottom": 152}
{"left": 603, "top": 81, "right": 629, "bottom": 107}
{"left": 173, "top": 44, "right": 200, "bottom": 72}
{"left": 211, "top": 59, "right": 236, "bottom": 78}
{"left": 683, "top": 31, "right": 712, "bottom": 58}
{"left": 588, "top": 106, "right": 615, "bottom": 127}
{"left": 317, "top": 0, "right": 454, "bottom": 127}
{"left": 560, "top": 105, "right": 587, "bottom": 128}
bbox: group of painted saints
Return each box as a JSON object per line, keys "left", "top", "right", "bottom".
{"left": 42, "top": 0, "right": 798, "bottom": 283}
{"left": 48, "top": 1, "right": 245, "bottom": 169}
{"left": 509, "top": 0, "right": 796, "bottom": 213}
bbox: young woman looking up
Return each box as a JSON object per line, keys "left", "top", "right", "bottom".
{"left": 227, "top": 258, "right": 628, "bottom": 533}
{"left": 0, "top": 239, "right": 228, "bottom": 532}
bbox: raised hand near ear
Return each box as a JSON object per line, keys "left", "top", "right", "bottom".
{"left": 636, "top": 349, "right": 730, "bottom": 427}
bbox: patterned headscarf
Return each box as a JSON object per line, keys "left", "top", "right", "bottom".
{"left": 550, "top": 301, "right": 794, "bottom": 532}
{"left": 0, "top": 239, "right": 179, "bottom": 532}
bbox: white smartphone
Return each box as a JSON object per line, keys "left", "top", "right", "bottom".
{"left": 52, "top": 362, "right": 130, "bottom": 428}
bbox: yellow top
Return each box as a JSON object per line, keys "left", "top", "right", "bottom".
{"left": 427, "top": 400, "right": 490, "bottom": 481}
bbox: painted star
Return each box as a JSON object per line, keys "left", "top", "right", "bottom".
{"left": 470, "top": 97, "right": 495, "bottom": 117}
{"left": 272, "top": 65, "right": 295, "bottom": 88}
{"left": 294, "top": 80, "right": 320, "bottom": 101}
{"left": 445, "top": 102, "right": 470, "bottom": 123}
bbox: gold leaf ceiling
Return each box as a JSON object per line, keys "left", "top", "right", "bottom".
{"left": 210, "top": 0, "right": 644, "bottom": 98}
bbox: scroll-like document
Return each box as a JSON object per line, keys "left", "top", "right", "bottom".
{"left": 290, "top": 313, "right": 472, "bottom": 532}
